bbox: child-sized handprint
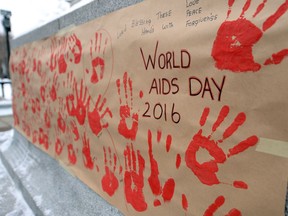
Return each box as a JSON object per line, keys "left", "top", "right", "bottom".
{"left": 124, "top": 144, "right": 147, "bottom": 212}
{"left": 57, "top": 98, "right": 67, "bottom": 133}
{"left": 116, "top": 72, "right": 138, "bottom": 141}
{"left": 185, "top": 106, "right": 258, "bottom": 186}
{"left": 147, "top": 130, "right": 175, "bottom": 207}
{"left": 88, "top": 94, "right": 113, "bottom": 136}
{"left": 212, "top": 0, "right": 288, "bottom": 72}
{"left": 67, "top": 143, "right": 77, "bottom": 165}
{"left": 101, "top": 146, "right": 121, "bottom": 196}
{"left": 203, "top": 195, "right": 241, "bottom": 216}
{"left": 81, "top": 133, "right": 94, "bottom": 170}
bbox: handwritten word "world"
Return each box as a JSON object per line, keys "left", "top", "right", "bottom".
{"left": 140, "top": 41, "right": 191, "bottom": 70}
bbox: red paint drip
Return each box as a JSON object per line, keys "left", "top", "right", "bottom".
{"left": 182, "top": 194, "right": 188, "bottom": 211}
{"left": 264, "top": 49, "right": 288, "bottom": 65}
{"left": 228, "top": 135, "right": 258, "bottom": 157}
{"left": 176, "top": 154, "right": 181, "bottom": 169}
{"left": 240, "top": 0, "right": 251, "bottom": 17}
{"left": 166, "top": 134, "right": 172, "bottom": 152}
{"left": 203, "top": 196, "right": 225, "bottom": 216}
{"left": 200, "top": 107, "right": 210, "bottom": 127}
{"left": 223, "top": 112, "right": 246, "bottom": 140}
{"left": 233, "top": 181, "right": 248, "bottom": 189}
{"left": 212, "top": 106, "right": 229, "bottom": 132}
{"left": 253, "top": 0, "right": 267, "bottom": 17}
{"left": 263, "top": 1, "right": 288, "bottom": 31}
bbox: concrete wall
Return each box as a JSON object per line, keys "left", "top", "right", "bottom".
{"left": 11, "top": 0, "right": 143, "bottom": 48}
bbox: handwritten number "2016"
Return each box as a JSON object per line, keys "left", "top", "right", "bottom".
{"left": 143, "top": 102, "right": 181, "bottom": 124}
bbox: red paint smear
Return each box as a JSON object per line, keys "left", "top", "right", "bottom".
{"left": 263, "top": 1, "right": 288, "bottom": 31}
{"left": 82, "top": 133, "right": 94, "bottom": 169}
{"left": 227, "top": 208, "right": 242, "bottom": 216}
{"left": 212, "top": 18, "right": 262, "bottom": 72}
{"left": 124, "top": 145, "right": 147, "bottom": 212}
{"left": 233, "top": 181, "right": 248, "bottom": 189}
{"left": 91, "top": 57, "right": 104, "bottom": 84}
{"left": 139, "top": 90, "right": 143, "bottom": 98}
{"left": 148, "top": 130, "right": 162, "bottom": 196}
{"left": 176, "top": 154, "right": 181, "bottom": 169}
{"left": 162, "top": 178, "right": 175, "bottom": 202}
{"left": 203, "top": 196, "right": 225, "bottom": 216}
{"left": 228, "top": 135, "right": 258, "bottom": 157}
{"left": 154, "top": 199, "right": 161, "bottom": 207}
{"left": 240, "top": 0, "right": 251, "bottom": 17}
{"left": 101, "top": 166, "right": 119, "bottom": 196}
{"left": 253, "top": 0, "right": 267, "bottom": 17}
{"left": 166, "top": 135, "right": 172, "bottom": 152}
{"left": 264, "top": 49, "right": 288, "bottom": 65}
{"left": 200, "top": 107, "right": 210, "bottom": 127}
{"left": 182, "top": 194, "right": 188, "bottom": 211}
{"left": 67, "top": 144, "right": 77, "bottom": 165}
{"left": 58, "top": 54, "right": 67, "bottom": 74}
{"left": 212, "top": 106, "right": 229, "bottom": 132}
{"left": 223, "top": 112, "right": 246, "bottom": 140}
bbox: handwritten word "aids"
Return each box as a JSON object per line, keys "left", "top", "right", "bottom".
{"left": 140, "top": 41, "right": 191, "bottom": 70}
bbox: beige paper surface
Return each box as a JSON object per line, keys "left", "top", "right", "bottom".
{"left": 10, "top": 0, "right": 288, "bottom": 215}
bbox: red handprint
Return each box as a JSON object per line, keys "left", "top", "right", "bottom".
{"left": 39, "top": 128, "right": 49, "bottom": 150}
{"left": 212, "top": 0, "right": 288, "bottom": 72}
{"left": 67, "top": 144, "right": 77, "bottom": 165}
{"left": 55, "top": 138, "right": 64, "bottom": 156}
{"left": 49, "top": 73, "right": 60, "bottom": 102}
{"left": 49, "top": 37, "right": 67, "bottom": 74}
{"left": 147, "top": 130, "right": 175, "bottom": 207}
{"left": 70, "top": 120, "right": 79, "bottom": 141}
{"left": 204, "top": 196, "right": 241, "bottom": 216}
{"left": 67, "top": 33, "right": 82, "bottom": 64}
{"left": 87, "top": 31, "right": 111, "bottom": 84}
{"left": 57, "top": 99, "right": 67, "bottom": 133}
{"left": 44, "top": 108, "right": 52, "bottom": 129}
{"left": 123, "top": 144, "right": 147, "bottom": 212}
{"left": 88, "top": 94, "right": 112, "bottom": 136}
{"left": 81, "top": 133, "right": 94, "bottom": 170}
{"left": 66, "top": 79, "right": 90, "bottom": 125}
{"left": 185, "top": 106, "right": 258, "bottom": 186}
{"left": 101, "top": 146, "right": 120, "bottom": 196}
{"left": 116, "top": 72, "right": 138, "bottom": 141}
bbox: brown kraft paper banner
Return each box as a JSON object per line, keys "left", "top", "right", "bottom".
{"left": 10, "top": 0, "right": 288, "bottom": 215}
